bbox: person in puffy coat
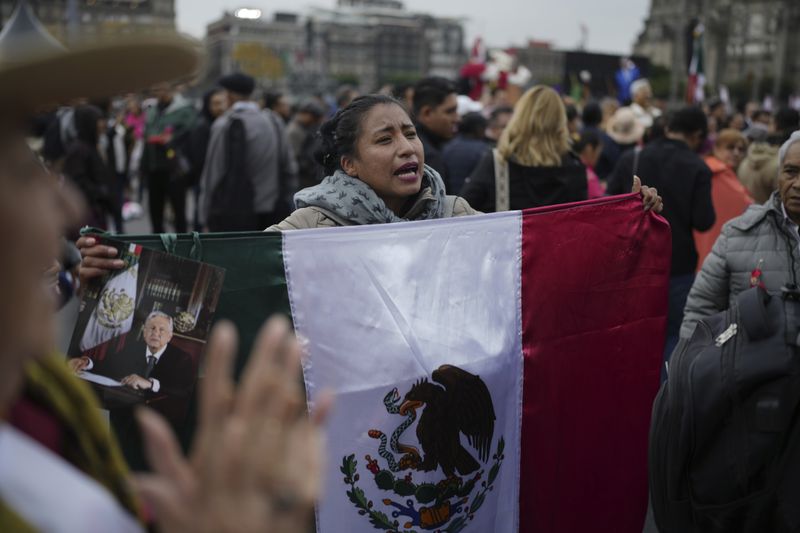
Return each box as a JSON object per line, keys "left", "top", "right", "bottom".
{"left": 681, "top": 131, "right": 800, "bottom": 338}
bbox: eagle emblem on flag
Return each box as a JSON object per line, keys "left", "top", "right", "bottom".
{"left": 341, "top": 365, "right": 505, "bottom": 532}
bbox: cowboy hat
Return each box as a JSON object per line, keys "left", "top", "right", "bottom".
{"left": 0, "top": 0, "right": 202, "bottom": 115}
{"left": 606, "top": 106, "right": 646, "bottom": 145}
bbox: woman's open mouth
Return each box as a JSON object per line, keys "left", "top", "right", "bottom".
{"left": 393, "top": 162, "right": 420, "bottom": 181}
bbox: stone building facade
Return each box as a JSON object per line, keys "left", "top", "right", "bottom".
{"left": 635, "top": 0, "right": 800, "bottom": 98}
{"left": 0, "top": 0, "right": 175, "bottom": 40}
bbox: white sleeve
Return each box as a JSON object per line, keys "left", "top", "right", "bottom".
{"left": 150, "top": 378, "right": 160, "bottom": 393}
{"left": 84, "top": 358, "right": 94, "bottom": 371}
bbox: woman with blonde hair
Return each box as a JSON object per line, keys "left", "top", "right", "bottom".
{"left": 462, "top": 85, "right": 633, "bottom": 212}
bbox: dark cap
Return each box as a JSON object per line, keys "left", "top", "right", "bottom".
{"left": 219, "top": 72, "right": 255, "bottom": 97}
{"left": 298, "top": 98, "right": 326, "bottom": 118}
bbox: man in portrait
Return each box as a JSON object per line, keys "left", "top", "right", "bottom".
{"left": 70, "top": 311, "right": 194, "bottom": 398}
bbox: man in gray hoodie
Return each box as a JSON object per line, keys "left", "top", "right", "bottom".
{"left": 199, "top": 73, "right": 297, "bottom": 231}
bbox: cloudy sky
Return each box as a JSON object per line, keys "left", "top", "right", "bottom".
{"left": 175, "top": 0, "right": 651, "bottom": 55}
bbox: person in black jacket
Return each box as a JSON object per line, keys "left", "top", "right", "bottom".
{"left": 442, "top": 112, "right": 489, "bottom": 194}
{"left": 62, "top": 105, "right": 112, "bottom": 232}
{"left": 412, "top": 76, "right": 459, "bottom": 187}
{"left": 608, "top": 106, "right": 715, "bottom": 362}
{"left": 187, "top": 88, "right": 227, "bottom": 230}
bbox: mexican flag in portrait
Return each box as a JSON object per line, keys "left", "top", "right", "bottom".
{"left": 80, "top": 243, "right": 142, "bottom": 351}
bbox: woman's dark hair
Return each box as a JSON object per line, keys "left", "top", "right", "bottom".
{"left": 775, "top": 107, "right": 800, "bottom": 133}
{"left": 264, "top": 91, "right": 283, "bottom": 110}
{"left": 314, "top": 94, "right": 407, "bottom": 175}
{"left": 73, "top": 105, "right": 103, "bottom": 146}
{"left": 565, "top": 104, "right": 579, "bottom": 123}
{"left": 201, "top": 88, "right": 224, "bottom": 123}
{"left": 573, "top": 129, "right": 601, "bottom": 153}
{"left": 581, "top": 101, "right": 602, "bottom": 128}
{"left": 458, "top": 112, "right": 488, "bottom": 138}
{"left": 668, "top": 105, "right": 708, "bottom": 138}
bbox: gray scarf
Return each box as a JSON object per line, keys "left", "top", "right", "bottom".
{"left": 293, "top": 165, "right": 447, "bottom": 225}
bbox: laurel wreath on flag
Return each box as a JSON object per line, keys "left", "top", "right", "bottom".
{"left": 96, "top": 288, "right": 134, "bottom": 329}
{"left": 341, "top": 437, "right": 505, "bottom": 533}
{"left": 173, "top": 311, "right": 197, "bottom": 333}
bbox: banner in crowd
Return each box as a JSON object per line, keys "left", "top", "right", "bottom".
{"left": 281, "top": 194, "right": 671, "bottom": 533}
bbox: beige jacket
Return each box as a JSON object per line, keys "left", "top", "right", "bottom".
{"left": 267, "top": 188, "right": 478, "bottom": 231}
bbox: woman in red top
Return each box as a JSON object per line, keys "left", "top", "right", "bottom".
{"left": 694, "top": 129, "right": 752, "bottom": 269}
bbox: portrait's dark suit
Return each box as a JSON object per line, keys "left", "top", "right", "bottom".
{"left": 146, "top": 343, "right": 194, "bottom": 397}
{"left": 98, "top": 340, "right": 197, "bottom": 472}
{"left": 87, "top": 340, "right": 194, "bottom": 398}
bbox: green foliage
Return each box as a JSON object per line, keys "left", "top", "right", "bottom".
{"left": 341, "top": 455, "right": 357, "bottom": 483}
{"left": 443, "top": 516, "right": 468, "bottom": 533}
{"left": 343, "top": 435, "right": 507, "bottom": 531}
{"left": 488, "top": 463, "right": 501, "bottom": 485}
{"left": 393, "top": 479, "right": 416, "bottom": 497}
{"left": 375, "top": 470, "right": 395, "bottom": 490}
{"left": 342, "top": 455, "right": 404, "bottom": 531}
{"left": 367, "top": 509, "right": 396, "bottom": 530}
{"left": 415, "top": 483, "right": 438, "bottom": 504}
{"left": 469, "top": 491, "right": 486, "bottom": 515}
{"left": 457, "top": 477, "right": 477, "bottom": 498}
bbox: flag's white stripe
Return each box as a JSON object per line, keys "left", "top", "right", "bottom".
{"left": 284, "top": 211, "right": 523, "bottom": 532}
{"left": 512, "top": 209, "right": 524, "bottom": 533}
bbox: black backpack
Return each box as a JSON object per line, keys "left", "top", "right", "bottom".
{"left": 208, "top": 117, "right": 257, "bottom": 231}
{"left": 649, "top": 286, "right": 800, "bottom": 532}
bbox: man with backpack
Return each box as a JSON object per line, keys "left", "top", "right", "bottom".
{"left": 199, "top": 73, "right": 298, "bottom": 231}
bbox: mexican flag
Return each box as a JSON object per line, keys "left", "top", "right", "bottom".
{"left": 80, "top": 243, "right": 142, "bottom": 351}
{"left": 686, "top": 22, "right": 706, "bottom": 104}
{"left": 115, "top": 194, "right": 669, "bottom": 531}
{"left": 279, "top": 194, "right": 670, "bottom": 532}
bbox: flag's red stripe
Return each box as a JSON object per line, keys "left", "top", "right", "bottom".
{"left": 519, "top": 194, "right": 671, "bottom": 533}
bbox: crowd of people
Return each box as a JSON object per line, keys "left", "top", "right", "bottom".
{"left": 51, "top": 70, "right": 800, "bottom": 371}
{"left": 4, "top": 0, "right": 800, "bottom": 530}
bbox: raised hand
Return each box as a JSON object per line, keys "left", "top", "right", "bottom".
{"left": 134, "top": 317, "right": 333, "bottom": 533}
{"left": 76, "top": 235, "right": 125, "bottom": 288}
